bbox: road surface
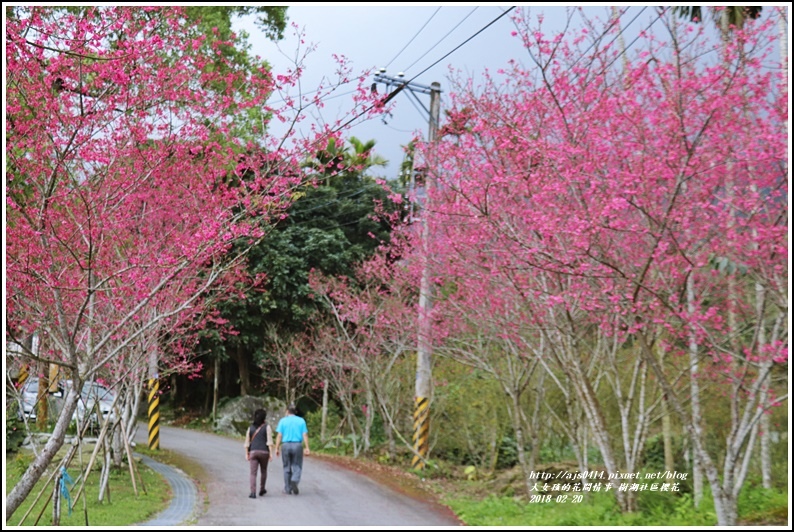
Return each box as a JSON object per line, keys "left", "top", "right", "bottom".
{"left": 133, "top": 424, "right": 462, "bottom": 527}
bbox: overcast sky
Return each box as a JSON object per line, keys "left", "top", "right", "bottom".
{"left": 233, "top": 4, "right": 788, "bottom": 180}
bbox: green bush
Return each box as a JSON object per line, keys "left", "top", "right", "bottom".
{"left": 321, "top": 433, "right": 359, "bottom": 455}
{"left": 5, "top": 414, "right": 27, "bottom": 454}
{"left": 496, "top": 436, "right": 519, "bottom": 469}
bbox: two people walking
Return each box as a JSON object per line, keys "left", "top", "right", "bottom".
{"left": 245, "top": 403, "right": 310, "bottom": 498}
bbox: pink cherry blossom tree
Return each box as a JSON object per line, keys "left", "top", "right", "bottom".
{"left": 307, "top": 245, "right": 418, "bottom": 456}
{"left": 5, "top": 6, "right": 384, "bottom": 518}
{"left": 392, "top": 7, "right": 786, "bottom": 524}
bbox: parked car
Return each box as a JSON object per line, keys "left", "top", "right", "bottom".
{"left": 74, "top": 381, "right": 117, "bottom": 430}
{"left": 14, "top": 376, "right": 40, "bottom": 420}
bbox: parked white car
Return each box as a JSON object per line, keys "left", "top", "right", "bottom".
{"left": 12, "top": 377, "right": 117, "bottom": 430}
{"left": 14, "top": 376, "right": 41, "bottom": 420}
{"left": 75, "top": 381, "right": 117, "bottom": 429}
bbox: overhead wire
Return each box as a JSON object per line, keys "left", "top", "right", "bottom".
{"left": 333, "top": 6, "right": 518, "bottom": 136}
{"left": 385, "top": 6, "right": 442, "bottom": 69}
{"left": 405, "top": 88, "right": 432, "bottom": 126}
{"left": 566, "top": 6, "right": 646, "bottom": 87}
{"left": 568, "top": 6, "right": 633, "bottom": 71}
{"left": 595, "top": 7, "right": 667, "bottom": 79}
{"left": 300, "top": 6, "right": 656, "bottom": 217}
{"left": 265, "top": 6, "right": 455, "bottom": 114}
{"left": 402, "top": 6, "right": 479, "bottom": 74}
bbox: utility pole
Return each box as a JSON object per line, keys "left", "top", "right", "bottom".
{"left": 373, "top": 71, "right": 441, "bottom": 469}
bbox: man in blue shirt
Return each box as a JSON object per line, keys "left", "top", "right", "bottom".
{"left": 275, "top": 403, "right": 311, "bottom": 495}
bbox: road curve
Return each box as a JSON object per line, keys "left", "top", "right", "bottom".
{"left": 133, "top": 423, "right": 461, "bottom": 527}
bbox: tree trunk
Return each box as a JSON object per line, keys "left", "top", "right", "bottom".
{"left": 528, "top": 372, "right": 545, "bottom": 472}
{"left": 506, "top": 389, "right": 531, "bottom": 497}
{"left": 754, "top": 280, "right": 773, "bottom": 489}
{"left": 572, "top": 360, "right": 629, "bottom": 512}
{"left": 213, "top": 356, "right": 220, "bottom": 421}
{"left": 760, "top": 403, "right": 772, "bottom": 488}
{"left": 686, "top": 275, "right": 704, "bottom": 507}
{"left": 232, "top": 343, "right": 250, "bottom": 396}
{"left": 363, "top": 385, "right": 373, "bottom": 453}
{"left": 321, "top": 378, "right": 329, "bottom": 443}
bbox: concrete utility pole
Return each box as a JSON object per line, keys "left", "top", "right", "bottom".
{"left": 373, "top": 71, "right": 441, "bottom": 469}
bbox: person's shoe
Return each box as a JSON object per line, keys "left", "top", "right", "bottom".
{"left": 283, "top": 488, "right": 291, "bottom": 495}
{"left": 290, "top": 481, "right": 299, "bottom": 495}
{"left": 249, "top": 493, "right": 256, "bottom": 499}
{"left": 259, "top": 489, "right": 267, "bottom": 496}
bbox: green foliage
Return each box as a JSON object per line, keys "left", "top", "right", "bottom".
{"left": 409, "top": 458, "right": 454, "bottom": 481}
{"left": 496, "top": 436, "right": 520, "bottom": 469}
{"left": 321, "top": 433, "right": 360, "bottom": 456}
{"left": 429, "top": 360, "right": 509, "bottom": 469}
{"left": 184, "top": 6, "right": 287, "bottom": 42}
{"left": 305, "top": 407, "right": 354, "bottom": 456}
{"left": 5, "top": 414, "right": 26, "bottom": 454}
{"left": 6, "top": 452, "right": 31, "bottom": 477}
{"left": 672, "top": 6, "right": 763, "bottom": 29}
{"left": 641, "top": 433, "right": 687, "bottom": 472}
{"left": 198, "top": 138, "right": 402, "bottom": 374}
{"left": 303, "top": 408, "right": 326, "bottom": 437}
{"left": 737, "top": 485, "right": 789, "bottom": 525}
{"left": 464, "top": 465, "right": 477, "bottom": 480}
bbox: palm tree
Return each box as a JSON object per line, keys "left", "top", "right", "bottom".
{"left": 672, "top": 6, "right": 763, "bottom": 50}
{"left": 672, "top": 6, "right": 763, "bottom": 32}
{"left": 305, "top": 137, "right": 388, "bottom": 186}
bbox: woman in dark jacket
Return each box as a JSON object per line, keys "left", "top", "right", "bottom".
{"left": 244, "top": 408, "right": 274, "bottom": 498}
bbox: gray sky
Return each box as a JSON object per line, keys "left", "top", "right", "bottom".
{"left": 233, "top": 4, "right": 789, "bottom": 180}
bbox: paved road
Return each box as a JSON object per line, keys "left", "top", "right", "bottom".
{"left": 133, "top": 424, "right": 461, "bottom": 527}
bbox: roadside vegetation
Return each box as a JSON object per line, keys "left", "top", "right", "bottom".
{"left": 5, "top": 440, "right": 170, "bottom": 526}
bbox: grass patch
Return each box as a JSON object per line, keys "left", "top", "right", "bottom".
{"left": 6, "top": 448, "right": 171, "bottom": 527}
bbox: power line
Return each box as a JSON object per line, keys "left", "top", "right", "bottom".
{"left": 266, "top": 86, "right": 359, "bottom": 114}
{"left": 602, "top": 6, "right": 647, "bottom": 58}
{"left": 402, "top": 7, "right": 479, "bottom": 74}
{"left": 597, "top": 7, "right": 666, "bottom": 77}
{"left": 566, "top": 6, "right": 646, "bottom": 87}
{"left": 343, "top": 6, "right": 516, "bottom": 134}
{"left": 385, "top": 6, "right": 442, "bottom": 69}
{"left": 569, "top": 6, "right": 633, "bottom": 71}
{"left": 248, "top": 7, "right": 672, "bottom": 260}
{"left": 410, "top": 7, "right": 516, "bottom": 82}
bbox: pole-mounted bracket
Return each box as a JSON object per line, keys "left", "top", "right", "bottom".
{"left": 373, "top": 71, "right": 442, "bottom": 96}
